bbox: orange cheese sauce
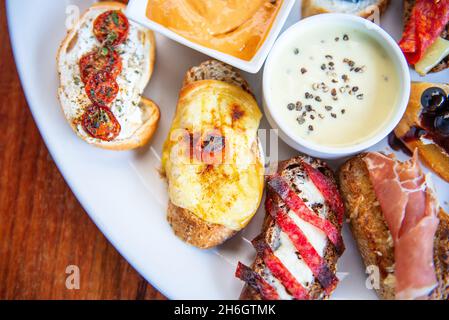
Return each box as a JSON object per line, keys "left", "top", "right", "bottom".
{"left": 146, "top": 0, "right": 283, "bottom": 61}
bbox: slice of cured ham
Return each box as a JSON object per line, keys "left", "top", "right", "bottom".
{"left": 399, "top": 0, "right": 449, "bottom": 65}
{"left": 363, "top": 152, "right": 439, "bottom": 300}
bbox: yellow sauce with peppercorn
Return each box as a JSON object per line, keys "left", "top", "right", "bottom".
{"left": 146, "top": 0, "right": 282, "bottom": 61}
{"left": 269, "top": 26, "right": 400, "bottom": 147}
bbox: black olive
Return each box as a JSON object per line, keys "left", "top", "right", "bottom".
{"left": 421, "top": 87, "right": 446, "bottom": 112}
{"left": 434, "top": 112, "right": 449, "bottom": 136}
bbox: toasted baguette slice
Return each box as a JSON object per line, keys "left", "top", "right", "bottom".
{"left": 166, "top": 60, "right": 263, "bottom": 249}
{"left": 394, "top": 82, "right": 449, "bottom": 182}
{"left": 404, "top": 0, "right": 449, "bottom": 74}
{"left": 239, "top": 156, "right": 343, "bottom": 300}
{"left": 339, "top": 154, "right": 449, "bottom": 300}
{"left": 57, "top": 2, "right": 159, "bottom": 150}
{"left": 302, "top": 0, "right": 390, "bottom": 18}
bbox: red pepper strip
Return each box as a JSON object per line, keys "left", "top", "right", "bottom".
{"left": 235, "top": 262, "right": 280, "bottom": 300}
{"left": 252, "top": 237, "right": 310, "bottom": 300}
{"left": 301, "top": 161, "right": 345, "bottom": 225}
{"left": 266, "top": 198, "right": 339, "bottom": 294}
{"left": 399, "top": 0, "right": 449, "bottom": 65}
{"left": 267, "top": 175, "right": 345, "bottom": 256}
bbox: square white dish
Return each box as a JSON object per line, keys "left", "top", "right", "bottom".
{"left": 126, "top": 0, "right": 296, "bottom": 73}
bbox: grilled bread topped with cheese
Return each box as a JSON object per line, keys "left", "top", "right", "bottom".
{"left": 302, "top": 0, "right": 390, "bottom": 18}
{"left": 57, "top": 2, "right": 160, "bottom": 150}
{"left": 162, "top": 60, "right": 264, "bottom": 249}
{"left": 236, "top": 156, "right": 345, "bottom": 300}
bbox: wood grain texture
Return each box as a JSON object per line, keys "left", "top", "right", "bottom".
{"left": 0, "top": 1, "right": 166, "bottom": 300}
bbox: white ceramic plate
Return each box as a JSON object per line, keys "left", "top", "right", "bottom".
{"left": 7, "top": 0, "right": 449, "bottom": 300}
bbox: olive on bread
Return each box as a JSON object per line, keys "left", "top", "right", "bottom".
{"left": 392, "top": 82, "right": 449, "bottom": 183}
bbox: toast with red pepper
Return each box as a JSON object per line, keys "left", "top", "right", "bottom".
{"left": 400, "top": 0, "right": 449, "bottom": 75}
{"left": 236, "top": 156, "right": 345, "bottom": 300}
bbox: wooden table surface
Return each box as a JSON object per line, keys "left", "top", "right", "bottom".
{"left": 0, "top": 1, "right": 165, "bottom": 300}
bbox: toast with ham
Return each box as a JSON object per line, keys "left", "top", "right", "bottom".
{"left": 236, "top": 156, "right": 345, "bottom": 300}
{"left": 339, "top": 152, "right": 449, "bottom": 300}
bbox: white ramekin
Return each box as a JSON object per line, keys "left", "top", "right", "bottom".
{"left": 126, "top": 0, "right": 296, "bottom": 74}
{"left": 263, "top": 13, "right": 411, "bottom": 159}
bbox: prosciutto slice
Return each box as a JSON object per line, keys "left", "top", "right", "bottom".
{"left": 363, "top": 152, "right": 439, "bottom": 300}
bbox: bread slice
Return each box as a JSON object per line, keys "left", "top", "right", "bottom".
{"left": 393, "top": 82, "right": 449, "bottom": 183}
{"left": 302, "top": 0, "right": 390, "bottom": 18}
{"left": 183, "top": 60, "right": 253, "bottom": 96}
{"left": 240, "top": 156, "right": 342, "bottom": 300}
{"left": 339, "top": 154, "right": 449, "bottom": 300}
{"left": 166, "top": 60, "right": 263, "bottom": 249}
{"left": 57, "top": 1, "right": 159, "bottom": 150}
{"left": 404, "top": 0, "right": 449, "bottom": 74}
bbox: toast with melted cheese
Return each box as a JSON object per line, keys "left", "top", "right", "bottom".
{"left": 57, "top": 1, "right": 160, "bottom": 150}
{"left": 162, "top": 60, "right": 264, "bottom": 249}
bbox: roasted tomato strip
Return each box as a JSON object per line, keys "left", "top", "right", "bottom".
{"left": 85, "top": 71, "right": 119, "bottom": 106}
{"left": 193, "top": 129, "right": 226, "bottom": 165}
{"left": 252, "top": 238, "right": 310, "bottom": 300}
{"left": 79, "top": 48, "right": 122, "bottom": 83}
{"left": 93, "top": 10, "right": 129, "bottom": 46}
{"left": 267, "top": 175, "right": 345, "bottom": 256}
{"left": 81, "top": 105, "right": 121, "bottom": 141}
{"left": 301, "top": 161, "right": 345, "bottom": 225}
{"left": 235, "top": 262, "right": 280, "bottom": 300}
{"left": 266, "top": 198, "right": 339, "bottom": 294}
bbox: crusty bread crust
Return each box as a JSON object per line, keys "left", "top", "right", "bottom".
{"left": 404, "top": 0, "right": 449, "bottom": 73}
{"left": 166, "top": 60, "right": 263, "bottom": 249}
{"left": 56, "top": 1, "right": 159, "bottom": 150}
{"left": 183, "top": 60, "right": 253, "bottom": 97}
{"left": 167, "top": 202, "right": 236, "bottom": 249}
{"left": 302, "top": 0, "right": 390, "bottom": 19}
{"left": 339, "top": 154, "right": 449, "bottom": 300}
{"left": 240, "top": 156, "right": 342, "bottom": 300}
